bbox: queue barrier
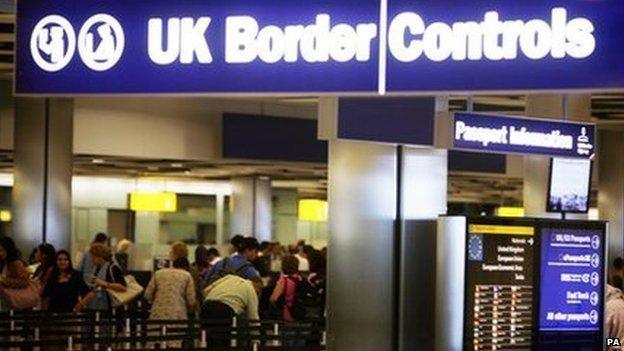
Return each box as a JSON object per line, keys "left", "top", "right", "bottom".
{"left": 0, "top": 309, "right": 326, "bottom": 350}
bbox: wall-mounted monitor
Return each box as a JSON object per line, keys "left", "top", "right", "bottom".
{"left": 547, "top": 158, "right": 593, "bottom": 213}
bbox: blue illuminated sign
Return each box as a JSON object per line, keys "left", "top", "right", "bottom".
{"left": 15, "top": 0, "right": 624, "bottom": 95}
{"left": 453, "top": 113, "right": 595, "bottom": 158}
{"left": 539, "top": 227, "right": 604, "bottom": 332}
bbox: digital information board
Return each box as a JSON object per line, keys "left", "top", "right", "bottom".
{"left": 539, "top": 227, "right": 604, "bottom": 331}
{"left": 464, "top": 219, "right": 606, "bottom": 351}
{"left": 465, "top": 223, "right": 535, "bottom": 350}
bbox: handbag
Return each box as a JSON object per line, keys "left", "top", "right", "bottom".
{"left": 0, "top": 280, "right": 42, "bottom": 310}
{"left": 106, "top": 269, "right": 144, "bottom": 308}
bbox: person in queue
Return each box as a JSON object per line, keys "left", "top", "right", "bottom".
{"left": 145, "top": 256, "right": 196, "bottom": 348}
{"left": 78, "top": 232, "right": 109, "bottom": 285}
{"left": 613, "top": 257, "right": 624, "bottom": 291}
{"left": 294, "top": 246, "right": 310, "bottom": 273}
{"left": 253, "top": 241, "right": 272, "bottom": 278}
{"left": 607, "top": 284, "right": 624, "bottom": 349}
{"left": 43, "top": 250, "right": 90, "bottom": 313}
{"left": 269, "top": 255, "right": 303, "bottom": 321}
{"left": 114, "top": 239, "right": 133, "bottom": 274}
{"left": 171, "top": 241, "right": 202, "bottom": 310}
{"left": 229, "top": 234, "right": 245, "bottom": 256}
{"left": 201, "top": 273, "right": 260, "bottom": 346}
{"left": 207, "top": 247, "right": 222, "bottom": 269}
{"left": 194, "top": 245, "right": 210, "bottom": 278}
{"left": 32, "top": 243, "right": 56, "bottom": 293}
{"left": 204, "top": 237, "right": 262, "bottom": 290}
{"left": 0, "top": 237, "right": 30, "bottom": 310}
{"left": 74, "top": 243, "right": 127, "bottom": 312}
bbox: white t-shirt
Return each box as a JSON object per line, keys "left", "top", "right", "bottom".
{"left": 295, "top": 254, "right": 310, "bottom": 272}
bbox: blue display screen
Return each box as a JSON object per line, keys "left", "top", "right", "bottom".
{"left": 539, "top": 227, "right": 604, "bottom": 332}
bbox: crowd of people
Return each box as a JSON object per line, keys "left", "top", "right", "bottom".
{"left": 0, "top": 233, "right": 327, "bottom": 330}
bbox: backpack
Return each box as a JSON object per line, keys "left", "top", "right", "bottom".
{"left": 286, "top": 276, "right": 321, "bottom": 320}
{"left": 206, "top": 258, "right": 252, "bottom": 286}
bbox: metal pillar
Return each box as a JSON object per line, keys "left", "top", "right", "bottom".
{"left": 13, "top": 98, "right": 73, "bottom": 252}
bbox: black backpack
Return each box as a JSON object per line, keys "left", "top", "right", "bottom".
{"left": 286, "top": 276, "right": 321, "bottom": 320}
{"left": 206, "top": 258, "right": 252, "bottom": 286}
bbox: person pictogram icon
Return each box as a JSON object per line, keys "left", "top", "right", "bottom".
{"left": 30, "top": 15, "right": 76, "bottom": 72}
{"left": 78, "top": 14, "right": 125, "bottom": 71}
{"left": 86, "top": 24, "right": 115, "bottom": 62}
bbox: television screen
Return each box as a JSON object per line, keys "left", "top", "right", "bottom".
{"left": 547, "top": 158, "right": 592, "bottom": 213}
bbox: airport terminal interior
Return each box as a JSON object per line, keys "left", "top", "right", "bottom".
{"left": 2, "top": 1, "right": 624, "bottom": 350}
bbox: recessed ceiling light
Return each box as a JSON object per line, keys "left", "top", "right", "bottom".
{"left": 92, "top": 159, "right": 105, "bottom": 164}
{"left": 171, "top": 163, "right": 183, "bottom": 168}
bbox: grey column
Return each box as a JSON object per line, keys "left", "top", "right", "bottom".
{"left": 13, "top": 98, "right": 73, "bottom": 253}
{"left": 327, "top": 139, "right": 397, "bottom": 351}
{"left": 524, "top": 94, "right": 591, "bottom": 218}
{"left": 598, "top": 130, "right": 624, "bottom": 265}
{"left": 230, "top": 176, "right": 272, "bottom": 242}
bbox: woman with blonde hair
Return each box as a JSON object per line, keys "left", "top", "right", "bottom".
{"left": 114, "top": 239, "right": 133, "bottom": 273}
{"left": 145, "top": 256, "right": 196, "bottom": 348}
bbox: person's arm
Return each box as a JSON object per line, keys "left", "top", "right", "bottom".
{"left": 247, "top": 282, "right": 260, "bottom": 320}
{"left": 94, "top": 264, "right": 126, "bottom": 292}
{"left": 269, "top": 277, "right": 285, "bottom": 304}
{"left": 74, "top": 290, "right": 95, "bottom": 313}
{"left": 0, "top": 261, "right": 30, "bottom": 288}
{"left": 144, "top": 274, "right": 156, "bottom": 304}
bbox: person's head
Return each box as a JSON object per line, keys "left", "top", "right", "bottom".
{"left": 0, "top": 237, "right": 20, "bottom": 263}
{"left": 259, "top": 241, "right": 271, "bottom": 255}
{"left": 230, "top": 234, "right": 244, "bottom": 254}
{"left": 297, "top": 240, "right": 306, "bottom": 250}
{"left": 89, "top": 243, "right": 112, "bottom": 268}
{"left": 615, "top": 257, "right": 624, "bottom": 272}
{"left": 309, "top": 250, "right": 327, "bottom": 276}
{"left": 172, "top": 257, "right": 190, "bottom": 271}
{"left": 303, "top": 245, "right": 315, "bottom": 257}
{"left": 116, "top": 239, "right": 133, "bottom": 255}
{"left": 36, "top": 243, "right": 57, "bottom": 269}
{"left": 170, "top": 241, "right": 189, "bottom": 261}
{"left": 93, "top": 232, "right": 108, "bottom": 245}
{"left": 194, "top": 245, "right": 209, "bottom": 269}
{"left": 207, "top": 247, "right": 220, "bottom": 261}
{"left": 239, "top": 237, "right": 260, "bottom": 261}
{"left": 55, "top": 250, "right": 74, "bottom": 273}
{"left": 282, "top": 255, "right": 300, "bottom": 275}
{"left": 288, "top": 244, "right": 298, "bottom": 255}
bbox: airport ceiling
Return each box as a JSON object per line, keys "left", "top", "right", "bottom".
{"left": 0, "top": 150, "right": 523, "bottom": 204}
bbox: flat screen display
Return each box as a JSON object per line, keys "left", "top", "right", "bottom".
{"left": 464, "top": 221, "right": 536, "bottom": 350}
{"left": 463, "top": 218, "right": 607, "bottom": 351}
{"left": 547, "top": 158, "right": 592, "bottom": 213}
{"left": 538, "top": 227, "right": 604, "bottom": 331}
